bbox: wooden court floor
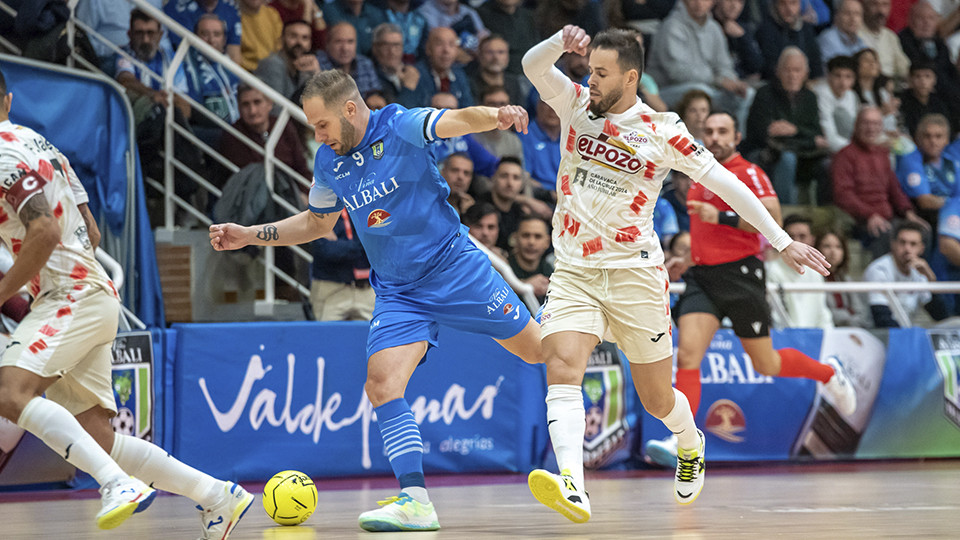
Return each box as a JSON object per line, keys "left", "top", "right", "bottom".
{"left": 0, "top": 460, "right": 957, "bottom": 539}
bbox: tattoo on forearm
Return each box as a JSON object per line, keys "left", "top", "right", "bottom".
{"left": 20, "top": 194, "right": 53, "bottom": 225}
{"left": 257, "top": 225, "right": 279, "bottom": 242}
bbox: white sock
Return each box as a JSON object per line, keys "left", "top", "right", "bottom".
{"left": 659, "top": 388, "right": 700, "bottom": 450}
{"left": 110, "top": 434, "right": 224, "bottom": 508}
{"left": 546, "top": 384, "right": 585, "bottom": 487}
{"left": 401, "top": 486, "right": 430, "bottom": 504}
{"left": 16, "top": 397, "right": 126, "bottom": 486}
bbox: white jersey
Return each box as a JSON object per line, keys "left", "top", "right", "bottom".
{"left": 0, "top": 120, "right": 115, "bottom": 300}
{"left": 545, "top": 83, "right": 714, "bottom": 268}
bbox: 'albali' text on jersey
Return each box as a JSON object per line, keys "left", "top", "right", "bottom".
{"left": 308, "top": 104, "right": 467, "bottom": 290}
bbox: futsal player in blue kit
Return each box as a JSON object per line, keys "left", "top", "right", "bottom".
{"left": 209, "top": 70, "right": 542, "bottom": 532}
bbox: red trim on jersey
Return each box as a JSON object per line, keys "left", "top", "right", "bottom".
{"left": 602, "top": 119, "right": 620, "bottom": 137}
{"left": 574, "top": 83, "right": 582, "bottom": 98}
{"left": 37, "top": 159, "right": 54, "bottom": 181}
{"left": 53, "top": 202, "right": 63, "bottom": 218}
{"left": 668, "top": 134, "right": 696, "bottom": 156}
{"left": 0, "top": 132, "right": 16, "bottom": 142}
{"left": 29, "top": 275, "right": 41, "bottom": 297}
{"left": 629, "top": 190, "right": 649, "bottom": 215}
{"left": 38, "top": 325, "right": 59, "bottom": 337}
{"left": 689, "top": 154, "right": 777, "bottom": 265}
{"left": 560, "top": 174, "right": 572, "bottom": 195}
{"left": 582, "top": 236, "right": 604, "bottom": 257}
{"left": 56, "top": 306, "right": 72, "bottom": 318}
{"left": 560, "top": 213, "right": 580, "bottom": 237}
{"left": 565, "top": 126, "right": 576, "bottom": 153}
{"left": 615, "top": 226, "right": 640, "bottom": 243}
{"left": 0, "top": 206, "right": 8, "bottom": 225}
{"left": 70, "top": 263, "right": 88, "bottom": 281}
{"left": 10, "top": 238, "right": 21, "bottom": 255}
{"left": 643, "top": 160, "right": 656, "bottom": 180}
{"left": 28, "top": 339, "right": 47, "bottom": 354}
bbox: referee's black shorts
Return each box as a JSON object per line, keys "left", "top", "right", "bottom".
{"left": 673, "top": 255, "right": 771, "bottom": 338}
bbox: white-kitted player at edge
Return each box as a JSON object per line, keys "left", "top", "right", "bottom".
{"left": 521, "top": 26, "right": 832, "bottom": 521}
{"left": 0, "top": 68, "right": 253, "bottom": 539}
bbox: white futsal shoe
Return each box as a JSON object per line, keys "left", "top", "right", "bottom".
{"left": 674, "top": 430, "right": 705, "bottom": 505}
{"left": 197, "top": 482, "right": 254, "bottom": 540}
{"left": 644, "top": 434, "right": 679, "bottom": 469}
{"left": 528, "top": 468, "right": 591, "bottom": 523}
{"left": 96, "top": 476, "right": 156, "bottom": 529}
{"left": 821, "top": 356, "right": 857, "bottom": 416}
{"left": 358, "top": 493, "right": 441, "bottom": 532}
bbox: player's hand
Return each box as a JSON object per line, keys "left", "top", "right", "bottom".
{"left": 209, "top": 222, "right": 250, "bottom": 251}
{"left": 561, "top": 25, "right": 590, "bottom": 55}
{"left": 687, "top": 200, "right": 719, "bottom": 224}
{"left": 497, "top": 105, "right": 529, "bottom": 134}
{"left": 780, "top": 241, "right": 831, "bottom": 277}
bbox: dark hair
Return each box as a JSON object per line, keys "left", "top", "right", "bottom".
{"left": 783, "top": 214, "right": 813, "bottom": 230}
{"left": 496, "top": 156, "right": 523, "bottom": 171}
{"left": 441, "top": 152, "right": 473, "bottom": 169}
{"left": 479, "top": 34, "right": 509, "bottom": 51}
{"left": 236, "top": 83, "right": 264, "bottom": 100}
{"left": 130, "top": 8, "right": 158, "bottom": 29}
{"left": 301, "top": 69, "right": 361, "bottom": 106}
{"left": 479, "top": 85, "right": 510, "bottom": 103}
{"left": 517, "top": 214, "right": 550, "bottom": 231}
{"left": 674, "top": 89, "right": 712, "bottom": 119}
{"left": 852, "top": 48, "right": 891, "bottom": 107}
{"left": 815, "top": 229, "right": 849, "bottom": 278}
{"left": 668, "top": 230, "right": 689, "bottom": 254}
{"left": 706, "top": 110, "right": 739, "bottom": 132}
{"left": 283, "top": 19, "right": 312, "bottom": 34}
{"left": 589, "top": 29, "right": 644, "bottom": 77}
{"left": 826, "top": 55, "right": 857, "bottom": 74}
{"left": 0, "top": 67, "right": 5, "bottom": 96}
{"left": 894, "top": 220, "right": 927, "bottom": 243}
{"left": 909, "top": 60, "right": 938, "bottom": 75}
{"left": 461, "top": 202, "right": 499, "bottom": 227}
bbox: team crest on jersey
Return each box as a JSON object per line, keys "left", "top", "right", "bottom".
{"left": 367, "top": 209, "right": 392, "bottom": 228}
{"left": 576, "top": 135, "right": 644, "bottom": 174}
{"left": 371, "top": 140, "right": 384, "bottom": 160}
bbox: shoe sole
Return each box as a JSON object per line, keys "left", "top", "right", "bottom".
{"left": 358, "top": 517, "right": 440, "bottom": 532}
{"left": 527, "top": 470, "right": 590, "bottom": 524}
{"left": 97, "top": 488, "right": 157, "bottom": 530}
{"left": 218, "top": 490, "right": 255, "bottom": 540}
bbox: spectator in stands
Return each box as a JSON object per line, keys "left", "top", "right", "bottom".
{"left": 463, "top": 202, "right": 508, "bottom": 260}
{"left": 477, "top": 0, "right": 538, "bottom": 76}
{"left": 382, "top": 0, "right": 428, "bottom": 64}
{"left": 534, "top": 0, "right": 605, "bottom": 40}
{"left": 116, "top": 8, "right": 190, "bottom": 120}
{"left": 560, "top": 50, "right": 590, "bottom": 83}
{"left": 323, "top": 0, "right": 386, "bottom": 57}
{"left": 713, "top": 0, "right": 764, "bottom": 81}
{"left": 519, "top": 99, "right": 561, "bottom": 192}
{"left": 441, "top": 152, "right": 476, "bottom": 215}
{"left": 853, "top": 48, "right": 902, "bottom": 136}
{"left": 269, "top": 0, "right": 327, "bottom": 52}
{"left": 832, "top": 107, "right": 928, "bottom": 256}
{"left": 477, "top": 157, "right": 553, "bottom": 251}
{"left": 508, "top": 215, "right": 553, "bottom": 304}
{"left": 631, "top": 31, "right": 670, "bottom": 113}
{"left": 817, "top": 0, "right": 868, "bottom": 71}
{"left": 164, "top": 0, "right": 242, "bottom": 65}
{"left": 255, "top": 20, "right": 320, "bottom": 106}
{"left": 766, "top": 214, "right": 834, "bottom": 328}
{"left": 815, "top": 55, "right": 859, "bottom": 154}
{"left": 675, "top": 89, "right": 712, "bottom": 142}
{"left": 310, "top": 210, "right": 376, "bottom": 321}
{"left": 184, "top": 14, "right": 240, "bottom": 147}
{"left": 756, "top": 0, "right": 824, "bottom": 79}
{"left": 318, "top": 22, "right": 382, "bottom": 97}
{"left": 219, "top": 85, "right": 311, "bottom": 186}
{"left": 418, "top": 0, "right": 489, "bottom": 61}
{"left": 936, "top": 186, "right": 960, "bottom": 301}
{"left": 621, "top": 0, "right": 675, "bottom": 23}
{"left": 370, "top": 22, "right": 426, "bottom": 108}
{"left": 77, "top": 0, "right": 160, "bottom": 75}
{"left": 816, "top": 229, "right": 872, "bottom": 327}
{"left": 430, "top": 92, "right": 499, "bottom": 177}
{"left": 238, "top": 0, "right": 282, "bottom": 71}
{"left": 654, "top": 197, "right": 681, "bottom": 252}
{"left": 416, "top": 27, "right": 475, "bottom": 107}
{"left": 472, "top": 87, "right": 526, "bottom": 166}
{"left": 665, "top": 230, "right": 692, "bottom": 286}
{"left": 468, "top": 35, "right": 526, "bottom": 107}
{"left": 859, "top": 0, "right": 911, "bottom": 81}
{"left": 364, "top": 90, "right": 388, "bottom": 110}
{"left": 744, "top": 47, "right": 828, "bottom": 205}
{"left": 646, "top": 0, "right": 753, "bottom": 127}
{"left": 864, "top": 221, "right": 937, "bottom": 327}
{"left": 662, "top": 171, "right": 693, "bottom": 232}
{"left": 899, "top": 61, "right": 959, "bottom": 139}
{"left": 896, "top": 114, "right": 959, "bottom": 228}
{"left": 899, "top": 0, "right": 960, "bottom": 101}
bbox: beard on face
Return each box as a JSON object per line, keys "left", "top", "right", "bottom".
{"left": 589, "top": 86, "right": 623, "bottom": 116}
{"left": 286, "top": 43, "right": 307, "bottom": 58}
{"left": 334, "top": 114, "right": 356, "bottom": 156}
{"left": 135, "top": 42, "right": 156, "bottom": 61}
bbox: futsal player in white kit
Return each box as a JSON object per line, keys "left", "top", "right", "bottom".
{"left": 0, "top": 69, "right": 252, "bottom": 539}
{"left": 521, "top": 26, "right": 831, "bottom": 521}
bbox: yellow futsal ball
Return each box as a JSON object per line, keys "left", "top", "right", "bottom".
{"left": 262, "top": 470, "right": 318, "bottom": 526}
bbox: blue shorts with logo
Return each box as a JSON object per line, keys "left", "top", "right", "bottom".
{"left": 366, "top": 239, "right": 531, "bottom": 359}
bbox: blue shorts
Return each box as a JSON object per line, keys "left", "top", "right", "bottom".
{"left": 366, "top": 240, "right": 531, "bottom": 359}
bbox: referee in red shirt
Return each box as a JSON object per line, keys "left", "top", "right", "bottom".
{"left": 644, "top": 111, "right": 858, "bottom": 467}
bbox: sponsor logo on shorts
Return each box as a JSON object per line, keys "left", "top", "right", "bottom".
{"left": 705, "top": 399, "right": 746, "bottom": 443}
{"left": 576, "top": 135, "right": 644, "bottom": 174}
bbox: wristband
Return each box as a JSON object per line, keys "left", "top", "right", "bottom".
{"left": 718, "top": 211, "right": 739, "bottom": 228}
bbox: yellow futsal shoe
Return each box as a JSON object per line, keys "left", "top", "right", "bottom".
{"left": 674, "top": 430, "right": 705, "bottom": 505}
{"left": 96, "top": 476, "right": 156, "bottom": 529}
{"left": 358, "top": 493, "right": 440, "bottom": 531}
{"left": 528, "top": 469, "right": 591, "bottom": 523}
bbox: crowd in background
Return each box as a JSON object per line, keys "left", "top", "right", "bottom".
{"left": 5, "top": 0, "right": 960, "bottom": 329}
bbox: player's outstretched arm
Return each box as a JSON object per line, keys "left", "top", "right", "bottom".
{"left": 696, "top": 162, "right": 830, "bottom": 276}
{"left": 0, "top": 193, "right": 60, "bottom": 305}
{"left": 209, "top": 210, "right": 340, "bottom": 251}
{"left": 434, "top": 105, "right": 529, "bottom": 139}
{"left": 522, "top": 25, "right": 590, "bottom": 101}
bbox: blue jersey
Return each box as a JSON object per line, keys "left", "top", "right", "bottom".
{"left": 308, "top": 104, "right": 467, "bottom": 291}
{"left": 896, "top": 149, "right": 960, "bottom": 199}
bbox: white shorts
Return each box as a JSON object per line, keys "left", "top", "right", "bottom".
{"left": 1, "top": 286, "right": 119, "bottom": 415}
{"left": 540, "top": 262, "right": 673, "bottom": 364}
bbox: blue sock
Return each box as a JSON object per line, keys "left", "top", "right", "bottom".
{"left": 375, "top": 398, "right": 427, "bottom": 500}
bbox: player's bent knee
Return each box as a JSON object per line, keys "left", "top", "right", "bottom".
{"left": 543, "top": 355, "right": 585, "bottom": 385}
{"left": 0, "top": 389, "right": 32, "bottom": 422}
{"left": 363, "top": 378, "right": 402, "bottom": 408}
